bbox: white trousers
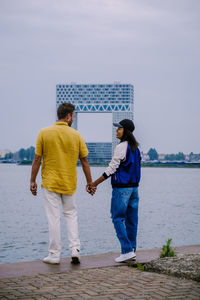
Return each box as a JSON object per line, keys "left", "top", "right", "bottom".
{"left": 42, "top": 187, "right": 80, "bottom": 258}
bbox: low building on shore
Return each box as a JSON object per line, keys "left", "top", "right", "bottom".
{"left": 0, "top": 149, "right": 13, "bottom": 158}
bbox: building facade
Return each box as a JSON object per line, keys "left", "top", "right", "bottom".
{"left": 56, "top": 83, "right": 134, "bottom": 161}
{"left": 86, "top": 143, "right": 112, "bottom": 163}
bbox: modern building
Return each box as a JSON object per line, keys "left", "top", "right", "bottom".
{"left": 56, "top": 83, "right": 134, "bottom": 162}
{"left": 189, "top": 152, "right": 200, "bottom": 162}
{"left": 158, "top": 154, "right": 166, "bottom": 161}
{"left": 86, "top": 143, "right": 112, "bottom": 163}
{"left": 141, "top": 153, "right": 150, "bottom": 162}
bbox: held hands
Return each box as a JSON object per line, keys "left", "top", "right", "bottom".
{"left": 86, "top": 182, "right": 97, "bottom": 196}
{"left": 86, "top": 176, "right": 104, "bottom": 196}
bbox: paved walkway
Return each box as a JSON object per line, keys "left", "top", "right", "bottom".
{"left": 0, "top": 245, "right": 200, "bottom": 300}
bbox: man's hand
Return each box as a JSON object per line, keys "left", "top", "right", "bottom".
{"left": 79, "top": 156, "right": 96, "bottom": 195}
{"left": 30, "top": 181, "right": 37, "bottom": 196}
{"left": 86, "top": 182, "right": 97, "bottom": 196}
{"left": 30, "top": 154, "right": 41, "bottom": 196}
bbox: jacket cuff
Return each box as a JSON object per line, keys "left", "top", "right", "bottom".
{"left": 102, "top": 172, "right": 109, "bottom": 179}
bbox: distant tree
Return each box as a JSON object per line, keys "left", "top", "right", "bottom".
{"left": 29, "top": 146, "right": 35, "bottom": 161}
{"left": 13, "top": 151, "right": 19, "bottom": 161}
{"left": 5, "top": 152, "right": 13, "bottom": 160}
{"left": 147, "top": 148, "right": 158, "bottom": 160}
{"left": 165, "top": 152, "right": 185, "bottom": 161}
{"left": 165, "top": 154, "right": 176, "bottom": 161}
{"left": 18, "top": 146, "right": 35, "bottom": 161}
{"left": 19, "top": 148, "right": 26, "bottom": 160}
{"left": 176, "top": 152, "right": 185, "bottom": 161}
{"left": 25, "top": 148, "right": 30, "bottom": 160}
{"left": 25, "top": 146, "right": 35, "bottom": 160}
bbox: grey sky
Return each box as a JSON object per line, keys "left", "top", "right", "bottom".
{"left": 0, "top": 0, "right": 199, "bottom": 153}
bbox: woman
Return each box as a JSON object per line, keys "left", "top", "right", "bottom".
{"left": 91, "top": 119, "right": 141, "bottom": 263}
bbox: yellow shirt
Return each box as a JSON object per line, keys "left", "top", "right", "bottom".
{"left": 35, "top": 122, "right": 88, "bottom": 194}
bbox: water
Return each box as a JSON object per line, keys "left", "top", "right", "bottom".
{"left": 0, "top": 164, "right": 200, "bottom": 263}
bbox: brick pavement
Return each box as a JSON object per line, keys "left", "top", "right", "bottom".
{"left": 0, "top": 265, "right": 200, "bottom": 300}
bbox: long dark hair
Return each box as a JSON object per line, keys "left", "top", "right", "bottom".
{"left": 120, "top": 128, "right": 139, "bottom": 152}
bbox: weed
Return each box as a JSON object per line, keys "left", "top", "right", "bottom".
{"left": 160, "top": 238, "right": 176, "bottom": 258}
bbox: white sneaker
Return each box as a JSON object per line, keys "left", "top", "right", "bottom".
{"left": 115, "top": 251, "right": 136, "bottom": 263}
{"left": 71, "top": 248, "right": 80, "bottom": 264}
{"left": 43, "top": 255, "right": 60, "bottom": 264}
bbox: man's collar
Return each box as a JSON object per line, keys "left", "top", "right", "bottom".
{"left": 54, "top": 121, "right": 69, "bottom": 126}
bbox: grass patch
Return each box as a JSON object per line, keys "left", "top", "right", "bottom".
{"left": 136, "top": 262, "right": 145, "bottom": 271}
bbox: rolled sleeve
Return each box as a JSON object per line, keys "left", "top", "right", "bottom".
{"left": 35, "top": 131, "right": 43, "bottom": 157}
{"left": 79, "top": 135, "right": 89, "bottom": 158}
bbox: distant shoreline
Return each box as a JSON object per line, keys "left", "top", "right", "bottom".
{"left": 1, "top": 161, "right": 200, "bottom": 168}
{"left": 141, "top": 162, "right": 200, "bottom": 168}
{"left": 88, "top": 162, "right": 200, "bottom": 168}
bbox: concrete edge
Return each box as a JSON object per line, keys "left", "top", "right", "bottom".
{"left": 0, "top": 245, "right": 199, "bottom": 279}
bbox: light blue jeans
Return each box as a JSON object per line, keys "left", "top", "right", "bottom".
{"left": 111, "top": 187, "right": 139, "bottom": 254}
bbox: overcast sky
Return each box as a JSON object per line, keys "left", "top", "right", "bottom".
{"left": 0, "top": 0, "right": 200, "bottom": 154}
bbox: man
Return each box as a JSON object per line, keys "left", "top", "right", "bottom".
{"left": 30, "top": 103, "right": 95, "bottom": 265}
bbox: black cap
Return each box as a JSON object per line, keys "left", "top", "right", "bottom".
{"left": 113, "top": 119, "right": 135, "bottom": 132}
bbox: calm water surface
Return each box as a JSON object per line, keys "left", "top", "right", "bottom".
{"left": 0, "top": 165, "right": 199, "bottom": 263}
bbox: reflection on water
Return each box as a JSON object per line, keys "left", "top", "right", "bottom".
{"left": 0, "top": 165, "right": 200, "bottom": 263}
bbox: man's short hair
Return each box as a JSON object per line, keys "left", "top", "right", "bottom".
{"left": 57, "top": 103, "right": 75, "bottom": 120}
